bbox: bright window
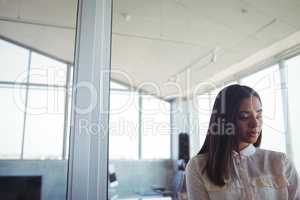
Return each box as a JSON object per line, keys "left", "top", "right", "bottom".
{"left": 29, "top": 52, "right": 67, "bottom": 86}
{"left": 0, "top": 85, "right": 26, "bottom": 159}
{"left": 241, "top": 65, "right": 286, "bottom": 153}
{"left": 0, "top": 38, "right": 70, "bottom": 160}
{"left": 109, "top": 91, "right": 139, "bottom": 159}
{"left": 141, "top": 95, "right": 171, "bottom": 159}
{"left": 286, "top": 55, "right": 300, "bottom": 171}
{"left": 0, "top": 40, "right": 29, "bottom": 83}
{"left": 109, "top": 91, "right": 171, "bottom": 160}
{"left": 23, "top": 86, "right": 66, "bottom": 159}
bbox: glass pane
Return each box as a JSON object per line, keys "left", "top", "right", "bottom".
{"left": 23, "top": 86, "right": 66, "bottom": 159}
{"left": 0, "top": 39, "right": 29, "bottom": 83}
{"left": 0, "top": 85, "right": 26, "bottom": 159}
{"left": 241, "top": 65, "right": 286, "bottom": 152}
{"left": 109, "top": 0, "right": 300, "bottom": 197}
{"left": 109, "top": 91, "right": 139, "bottom": 159}
{"left": 0, "top": 0, "right": 77, "bottom": 199}
{"left": 141, "top": 95, "right": 171, "bottom": 159}
{"left": 29, "top": 52, "right": 67, "bottom": 86}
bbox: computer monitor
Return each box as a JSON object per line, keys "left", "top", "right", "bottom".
{"left": 0, "top": 176, "right": 42, "bottom": 200}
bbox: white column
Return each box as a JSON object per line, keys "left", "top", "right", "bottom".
{"left": 67, "top": 0, "right": 112, "bottom": 199}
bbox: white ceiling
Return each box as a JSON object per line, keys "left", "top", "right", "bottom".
{"left": 1, "top": 0, "right": 300, "bottom": 99}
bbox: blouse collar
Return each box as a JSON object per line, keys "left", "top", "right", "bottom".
{"left": 240, "top": 144, "right": 256, "bottom": 156}
{"left": 233, "top": 144, "right": 256, "bottom": 157}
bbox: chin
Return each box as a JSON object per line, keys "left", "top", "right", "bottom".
{"left": 242, "top": 137, "right": 258, "bottom": 144}
{"left": 250, "top": 140, "right": 258, "bottom": 144}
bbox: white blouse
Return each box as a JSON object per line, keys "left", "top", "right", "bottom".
{"left": 186, "top": 144, "right": 300, "bottom": 200}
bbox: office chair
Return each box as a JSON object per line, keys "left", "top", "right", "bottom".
{"left": 152, "top": 166, "right": 186, "bottom": 199}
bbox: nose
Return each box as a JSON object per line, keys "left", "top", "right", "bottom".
{"left": 249, "top": 116, "right": 259, "bottom": 128}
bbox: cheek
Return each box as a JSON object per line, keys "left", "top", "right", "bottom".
{"left": 259, "top": 118, "right": 263, "bottom": 127}
{"left": 237, "top": 121, "right": 248, "bottom": 134}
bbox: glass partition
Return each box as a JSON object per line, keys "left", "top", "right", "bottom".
{"left": 108, "top": 0, "right": 300, "bottom": 199}
{"left": 0, "top": 0, "right": 78, "bottom": 199}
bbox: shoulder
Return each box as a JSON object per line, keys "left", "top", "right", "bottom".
{"left": 255, "top": 149, "right": 299, "bottom": 183}
{"left": 253, "top": 148, "right": 287, "bottom": 171}
{"left": 254, "top": 148, "right": 286, "bottom": 161}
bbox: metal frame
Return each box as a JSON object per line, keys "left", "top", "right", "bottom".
{"left": 62, "top": 64, "right": 72, "bottom": 159}
{"left": 0, "top": 81, "right": 67, "bottom": 88}
{"left": 66, "top": 0, "right": 112, "bottom": 198}
{"left": 138, "top": 94, "right": 143, "bottom": 159}
{"left": 278, "top": 60, "right": 293, "bottom": 157}
{"left": 0, "top": 17, "right": 74, "bottom": 30}
{"left": 20, "top": 50, "right": 32, "bottom": 159}
{"left": 169, "top": 99, "right": 175, "bottom": 159}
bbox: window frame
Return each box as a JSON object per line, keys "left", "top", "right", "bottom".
{"left": 109, "top": 86, "right": 172, "bottom": 160}
{"left": 0, "top": 37, "right": 72, "bottom": 160}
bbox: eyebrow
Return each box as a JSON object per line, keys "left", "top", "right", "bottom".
{"left": 239, "top": 109, "right": 263, "bottom": 113}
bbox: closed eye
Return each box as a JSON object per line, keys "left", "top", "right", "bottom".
{"left": 238, "top": 112, "right": 249, "bottom": 120}
{"left": 238, "top": 109, "right": 262, "bottom": 120}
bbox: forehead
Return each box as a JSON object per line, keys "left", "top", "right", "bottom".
{"left": 239, "top": 96, "right": 262, "bottom": 111}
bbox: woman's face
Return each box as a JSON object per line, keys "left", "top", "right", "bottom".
{"left": 237, "top": 95, "right": 263, "bottom": 150}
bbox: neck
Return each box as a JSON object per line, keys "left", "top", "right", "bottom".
{"left": 239, "top": 143, "right": 250, "bottom": 151}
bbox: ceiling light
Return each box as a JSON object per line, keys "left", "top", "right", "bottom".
{"left": 241, "top": 8, "right": 248, "bottom": 14}
{"left": 120, "top": 12, "right": 132, "bottom": 22}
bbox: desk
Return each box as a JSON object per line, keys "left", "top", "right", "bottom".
{"left": 118, "top": 192, "right": 187, "bottom": 200}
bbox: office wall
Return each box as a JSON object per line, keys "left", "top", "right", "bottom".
{"left": 109, "top": 159, "right": 174, "bottom": 198}
{"left": 0, "top": 160, "right": 67, "bottom": 200}
{"left": 0, "top": 160, "right": 174, "bottom": 199}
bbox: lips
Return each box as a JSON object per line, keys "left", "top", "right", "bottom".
{"left": 247, "top": 132, "right": 258, "bottom": 138}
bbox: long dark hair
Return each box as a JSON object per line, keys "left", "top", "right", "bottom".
{"left": 199, "top": 84, "right": 262, "bottom": 186}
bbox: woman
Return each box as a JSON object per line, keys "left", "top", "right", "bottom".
{"left": 186, "top": 84, "right": 300, "bottom": 200}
